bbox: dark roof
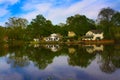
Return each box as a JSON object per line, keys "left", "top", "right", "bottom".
{"left": 90, "top": 30, "right": 103, "bottom": 34}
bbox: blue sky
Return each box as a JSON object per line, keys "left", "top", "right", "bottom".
{"left": 0, "top": 0, "right": 120, "bottom": 26}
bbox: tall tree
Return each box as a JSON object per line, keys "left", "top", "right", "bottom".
{"left": 28, "top": 14, "right": 53, "bottom": 38}
{"left": 111, "top": 12, "right": 120, "bottom": 27}
{"left": 5, "top": 17, "right": 28, "bottom": 28}
{"left": 97, "top": 7, "right": 116, "bottom": 39}
{"left": 98, "top": 7, "right": 116, "bottom": 22}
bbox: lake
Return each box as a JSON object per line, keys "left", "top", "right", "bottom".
{"left": 0, "top": 43, "right": 120, "bottom": 80}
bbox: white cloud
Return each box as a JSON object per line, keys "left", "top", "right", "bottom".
{"left": 0, "top": 0, "right": 19, "bottom": 5}
{"left": 0, "top": 0, "right": 19, "bottom": 26}
{"left": 0, "top": 22, "right": 3, "bottom": 26}
{"left": 46, "top": 0, "right": 111, "bottom": 24}
{"left": 20, "top": 0, "right": 120, "bottom": 25}
{"left": 21, "top": 3, "right": 52, "bottom": 22}
{"left": 0, "top": 7, "right": 10, "bottom": 26}
{"left": 22, "top": 3, "right": 51, "bottom": 13}
{"left": 0, "top": 8, "right": 9, "bottom": 17}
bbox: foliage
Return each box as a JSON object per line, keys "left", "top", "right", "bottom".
{"left": 5, "top": 17, "right": 28, "bottom": 28}
{"left": 98, "top": 7, "right": 116, "bottom": 22}
{"left": 66, "top": 14, "right": 96, "bottom": 36}
{"left": 111, "top": 12, "right": 120, "bottom": 26}
{"left": 7, "top": 27, "right": 26, "bottom": 41}
{"left": 0, "top": 27, "right": 7, "bottom": 42}
{"left": 28, "top": 14, "right": 53, "bottom": 38}
{"left": 97, "top": 7, "right": 120, "bottom": 39}
{"left": 0, "top": 7, "right": 120, "bottom": 42}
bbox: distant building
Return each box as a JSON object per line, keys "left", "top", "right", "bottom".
{"left": 33, "top": 38, "right": 39, "bottom": 42}
{"left": 68, "top": 31, "right": 76, "bottom": 37}
{"left": 44, "top": 33, "right": 62, "bottom": 41}
{"left": 82, "top": 30, "right": 104, "bottom": 40}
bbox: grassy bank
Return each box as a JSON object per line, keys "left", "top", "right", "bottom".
{"left": 30, "top": 39, "right": 114, "bottom": 45}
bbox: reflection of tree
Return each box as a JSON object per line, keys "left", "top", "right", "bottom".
{"left": 25, "top": 46, "right": 62, "bottom": 69}
{"left": 7, "top": 55, "right": 30, "bottom": 67}
{"left": 28, "top": 47, "right": 53, "bottom": 69}
{"left": 2, "top": 43, "right": 120, "bottom": 72}
{"left": 68, "top": 45, "right": 96, "bottom": 68}
{"left": 99, "top": 45, "right": 116, "bottom": 73}
{"left": 6, "top": 44, "right": 67, "bottom": 69}
{"left": 99, "top": 56, "right": 116, "bottom": 73}
{"left": 0, "top": 44, "right": 8, "bottom": 57}
{"left": 7, "top": 44, "right": 30, "bottom": 67}
{"left": 111, "top": 45, "right": 120, "bottom": 68}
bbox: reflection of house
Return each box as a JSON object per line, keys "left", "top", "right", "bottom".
{"left": 7, "top": 55, "right": 30, "bottom": 67}
{"left": 44, "top": 33, "right": 62, "bottom": 41}
{"left": 82, "top": 30, "right": 104, "bottom": 40}
{"left": 45, "top": 44, "right": 60, "bottom": 52}
{"left": 68, "top": 48, "right": 76, "bottom": 54}
{"left": 83, "top": 45, "right": 104, "bottom": 54}
{"left": 34, "top": 44, "right": 40, "bottom": 48}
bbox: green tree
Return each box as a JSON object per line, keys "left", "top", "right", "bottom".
{"left": 66, "top": 14, "right": 96, "bottom": 36}
{"left": 52, "top": 24, "right": 68, "bottom": 36}
{"left": 28, "top": 14, "right": 53, "bottom": 38}
{"left": 110, "top": 12, "right": 120, "bottom": 41}
{"left": 7, "top": 27, "right": 24, "bottom": 40}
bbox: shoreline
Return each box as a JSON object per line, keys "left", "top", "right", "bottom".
{"left": 30, "top": 39, "right": 115, "bottom": 45}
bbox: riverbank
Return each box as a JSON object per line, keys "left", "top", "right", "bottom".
{"left": 80, "top": 40, "right": 114, "bottom": 44}
{"left": 30, "top": 39, "right": 114, "bottom": 45}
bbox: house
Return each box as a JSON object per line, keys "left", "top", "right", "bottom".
{"left": 82, "top": 30, "right": 104, "bottom": 40}
{"left": 33, "top": 38, "right": 39, "bottom": 42}
{"left": 67, "top": 31, "right": 76, "bottom": 42}
{"left": 68, "top": 31, "right": 76, "bottom": 37}
{"left": 44, "top": 33, "right": 62, "bottom": 42}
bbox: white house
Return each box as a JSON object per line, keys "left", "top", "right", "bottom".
{"left": 82, "top": 30, "right": 104, "bottom": 40}
{"left": 44, "top": 33, "right": 62, "bottom": 42}
{"left": 68, "top": 31, "right": 76, "bottom": 37}
{"left": 33, "top": 38, "right": 39, "bottom": 42}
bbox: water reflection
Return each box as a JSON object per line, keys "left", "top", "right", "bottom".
{"left": 0, "top": 43, "right": 120, "bottom": 80}
{"left": 82, "top": 44, "right": 104, "bottom": 54}
{"left": 7, "top": 54, "right": 30, "bottom": 68}
{"left": 44, "top": 44, "right": 61, "bottom": 52}
{"left": 68, "top": 47, "right": 76, "bottom": 54}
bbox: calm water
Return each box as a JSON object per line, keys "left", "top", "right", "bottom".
{"left": 0, "top": 43, "right": 120, "bottom": 80}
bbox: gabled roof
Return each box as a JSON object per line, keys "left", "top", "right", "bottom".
{"left": 90, "top": 30, "right": 103, "bottom": 34}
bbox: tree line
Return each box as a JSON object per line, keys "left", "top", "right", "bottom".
{"left": 0, "top": 7, "right": 120, "bottom": 43}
